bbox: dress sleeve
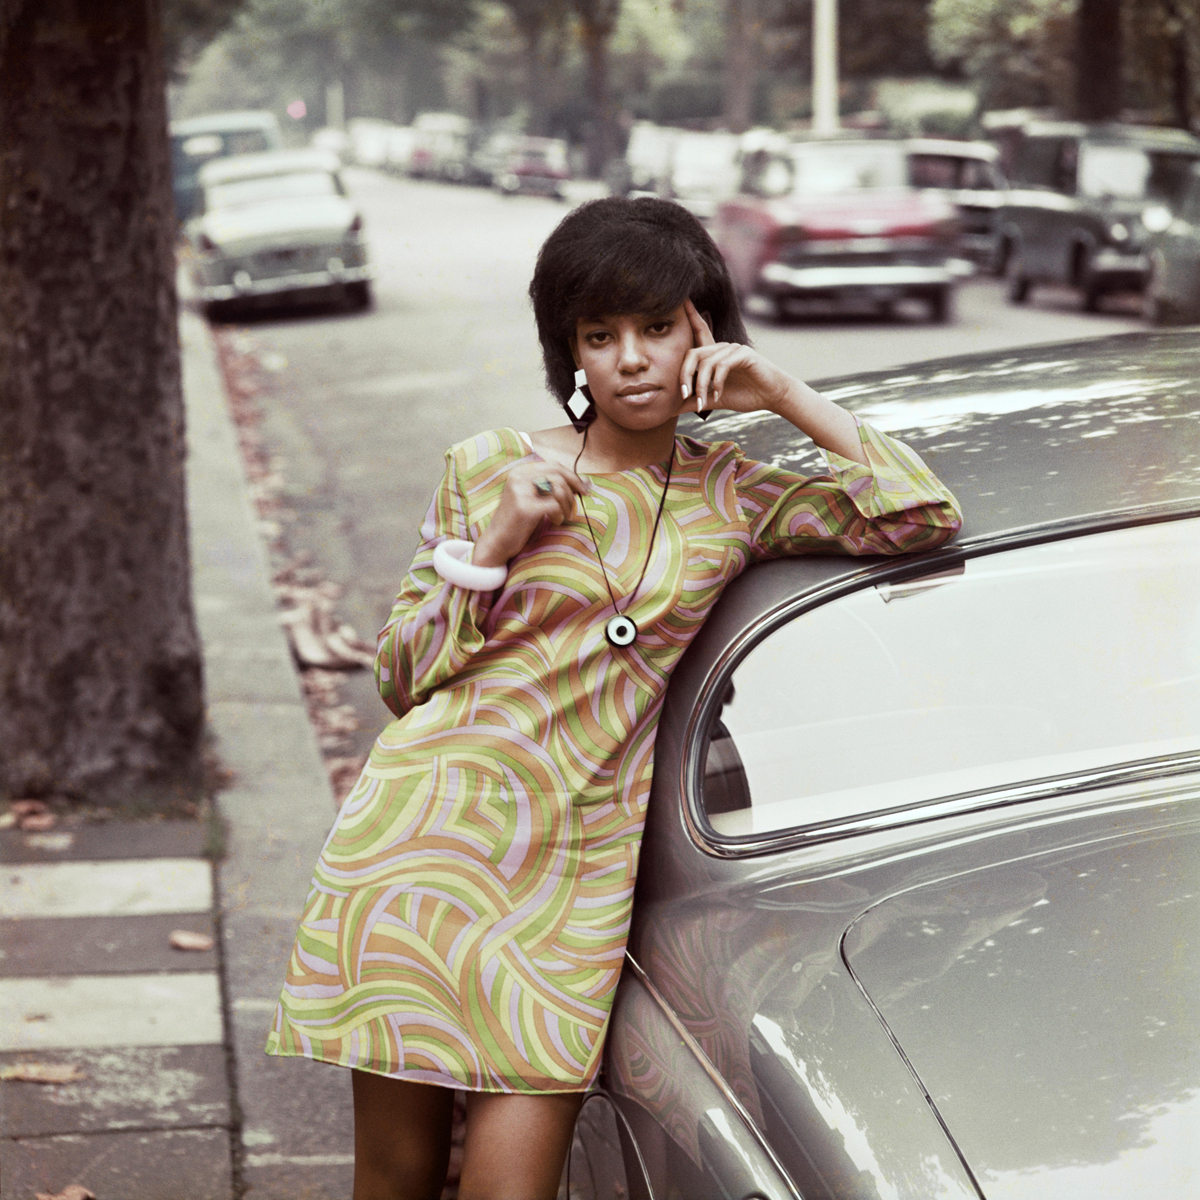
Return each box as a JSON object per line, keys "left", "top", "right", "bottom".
{"left": 735, "top": 417, "right": 962, "bottom": 561}
{"left": 375, "top": 448, "right": 497, "bottom": 718}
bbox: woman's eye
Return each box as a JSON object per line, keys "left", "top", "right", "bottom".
{"left": 648, "top": 321, "right": 672, "bottom": 335}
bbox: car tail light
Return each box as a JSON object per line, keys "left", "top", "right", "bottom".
{"left": 348, "top": 213, "right": 363, "bottom": 234}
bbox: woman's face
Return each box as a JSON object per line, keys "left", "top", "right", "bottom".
{"left": 573, "top": 303, "right": 695, "bottom": 431}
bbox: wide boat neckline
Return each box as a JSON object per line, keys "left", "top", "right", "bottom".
{"left": 513, "top": 428, "right": 679, "bottom": 477}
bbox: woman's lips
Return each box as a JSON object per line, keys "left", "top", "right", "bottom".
{"left": 616, "top": 384, "right": 661, "bottom": 399}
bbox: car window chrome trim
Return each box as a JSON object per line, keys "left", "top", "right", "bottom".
{"left": 621, "top": 952, "right": 802, "bottom": 1199}
{"left": 681, "top": 506, "right": 1200, "bottom": 860}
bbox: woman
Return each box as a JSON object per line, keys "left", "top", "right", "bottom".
{"left": 265, "top": 198, "right": 961, "bottom": 1199}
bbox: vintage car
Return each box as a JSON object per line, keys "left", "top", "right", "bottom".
{"left": 997, "top": 121, "right": 1200, "bottom": 310}
{"left": 906, "top": 137, "right": 1006, "bottom": 270}
{"left": 565, "top": 331, "right": 1200, "bottom": 1200}
{"left": 188, "top": 148, "right": 373, "bottom": 318}
{"left": 494, "top": 136, "right": 571, "bottom": 199}
{"left": 714, "top": 139, "right": 968, "bottom": 323}
{"left": 1144, "top": 162, "right": 1200, "bottom": 324}
{"left": 170, "top": 109, "right": 283, "bottom": 224}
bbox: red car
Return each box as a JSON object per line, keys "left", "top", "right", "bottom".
{"left": 715, "top": 139, "right": 965, "bottom": 322}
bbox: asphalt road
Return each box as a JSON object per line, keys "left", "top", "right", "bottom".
{"left": 214, "top": 167, "right": 1145, "bottom": 759}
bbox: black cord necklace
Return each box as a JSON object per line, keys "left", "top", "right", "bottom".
{"left": 573, "top": 428, "right": 676, "bottom": 648}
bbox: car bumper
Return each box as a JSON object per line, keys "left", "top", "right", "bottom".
{"left": 1091, "top": 248, "right": 1148, "bottom": 284}
{"left": 196, "top": 263, "right": 373, "bottom": 302}
{"left": 759, "top": 260, "right": 962, "bottom": 294}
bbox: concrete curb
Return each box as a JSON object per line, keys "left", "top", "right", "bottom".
{"left": 182, "top": 308, "right": 354, "bottom": 1197}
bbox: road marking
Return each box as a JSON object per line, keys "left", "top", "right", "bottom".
{"left": 0, "top": 973, "right": 224, "bottom": 1050}
{"left": 345, "top": 368, "right": 477, "bottom": 397}
{"left": 1, "top": 859, "right": 212, "bottom": 919}
{"left": 246, "top": 1152, "right": 356, "bottom": 1167}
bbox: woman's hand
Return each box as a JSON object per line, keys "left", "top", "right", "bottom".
{"left": 679, "top": 298, "right": 868, "bottom": 466}
{"left": 472, "top": 462, "right": 589, "bottom": 568}
{"left": 678, "top": 298, "right": 798, "bottom": 416}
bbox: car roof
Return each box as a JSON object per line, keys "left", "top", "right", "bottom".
{"left": 905, "top": 137, "right": 998, "bottom": 161}
{"left": 693, "top": 327, "right": 1200, "bottom": 589}
{"left": 1018, "top": 121, "right": 1200, "bottom": 152}
{"left": 198, "top": 149, "right": 341, "bottom": 186}
{"left": 170, "top": 110, "right": 280, "bottom": 137}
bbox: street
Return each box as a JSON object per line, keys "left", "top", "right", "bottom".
{"left": 217, "top": 167, "right": 1146, "bottom": 761}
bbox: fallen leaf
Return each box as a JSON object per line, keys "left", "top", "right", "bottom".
{"left": 36, "top": 1187, "right": 97, "bottom": 1200}
{"left": 25, "top": 832, "right": 74, "bottom": 852}
{"left": 170, "top": 929, "right": 215, "bottom": 952}
{"left": 2, "top": 1062, "right": 86, "bottom": 1084}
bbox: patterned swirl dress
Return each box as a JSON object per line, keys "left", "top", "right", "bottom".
{"left": 265, "top": 420, "right": 961, "bottom": 1092}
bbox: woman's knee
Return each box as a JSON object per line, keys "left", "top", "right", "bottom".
{"left": 352, "top": 1072, "right": 455, "bottom": 1199}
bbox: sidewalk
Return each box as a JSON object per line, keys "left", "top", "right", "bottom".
{"left": 0, "top": 309, "right": 354, "bottom": 1198}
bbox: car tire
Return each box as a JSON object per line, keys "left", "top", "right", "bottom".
{"left": 1006, "top": 253, "right": 1031, "bottom": 304}
{"left": 345, "top": 281, "right": 372, "bottom": 311}
{"left": 927, "top": 286, "right": 953, "bottom": 324}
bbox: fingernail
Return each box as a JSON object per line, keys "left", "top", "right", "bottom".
{"left": 681, "top": 381, "right": 689, "bottom": 399}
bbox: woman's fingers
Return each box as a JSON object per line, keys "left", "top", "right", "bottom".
{"left": 684, "top": 296, "right": 715, "bottom": 347}
{"left": 693, "top": 344, "right": 740, "bottom": 411}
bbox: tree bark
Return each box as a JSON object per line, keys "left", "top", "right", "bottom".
{"left": 576, "top": 0, "right": 621, "bottom": 178}
{"left": 0, "top": 0, "right": 205, "bottom": 808}
{"left": 1076, "top": 0, "right": 1124, "bottom": 120}
{"left": 1162, "top": 0, "right": 1193, "bottom": 130}
{"left": 723, "top": 0, "right": 758, "bottom": 134}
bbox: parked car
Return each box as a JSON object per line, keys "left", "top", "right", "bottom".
{"left": 906, "top": 137, "right": 1006, "bottom": 269}
{"left": 187, "top": 148, "right": 372, "bottom": 318}
{"left": 170, "top": 109, "right": 283, "bottom": 224}
{"left": 565, "top": 330, "right": 1200, "bottom": 1200}
{"left": 607, "top": 121, "right": 677, "bottom": 198}
{"left": 997, "top": 121, "right": 1200, "bottom": 310}
{"left": 1144, "top": 162, "right": 1200, "bottom": 324}
{"left": 714, "top": 138, "right": 967, "bottom": 322}
{"left": 661, "top": 130, "right": 742, "bottom": 221}
{"left": 346, "top": 118, "right": 394, "bottom": 168}
{"left": 409, "top": 112, "right": 471, "bottom": 182}
{"left": 466, "top": 130, "right": 520, "bottom": 187}
{"left": 494, "top": 136, "right": 570, "bottom": 199}
{"left": 310, "top": 126, "right": 349, "bottom": 163}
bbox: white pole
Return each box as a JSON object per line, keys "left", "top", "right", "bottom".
{"left": 326, "top": 81, "right": 345, "bottom": 131}
{"left": 812, "top": 0, "right": 839, "bottom": 135}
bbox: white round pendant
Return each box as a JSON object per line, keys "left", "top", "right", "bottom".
{"left": 605, "top": 614, "right": 638, "bottom": 647}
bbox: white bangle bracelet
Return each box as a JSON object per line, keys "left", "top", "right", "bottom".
{"left": 431, "top": 539, "right": 508, "bottom": 591}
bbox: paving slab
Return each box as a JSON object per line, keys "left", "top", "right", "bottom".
{"left": 0, "top": 973, "right": 224, "bottom": 1052}
{"left": 0, "top": 859, "right": 212, "bottom": 920}
{"left": 0, "top": 1045, "right": 230, "bottom": 1137}
{"left": 4, "top": 1127, "right": 233, "bottom": 1200}
{"left": 0, "top": 820, "right": 206, "bottom": 865}
{"left": 0, "top": 913, "right": 218, "bottom": 977}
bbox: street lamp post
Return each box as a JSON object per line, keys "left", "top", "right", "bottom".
{"left": 812, "top": 0, "right": 838, "bottom": 135}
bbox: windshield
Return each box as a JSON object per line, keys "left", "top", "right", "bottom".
{"left": 1079, "top": 145, "right": 1200, "bottom": 203}
{"left": 788, "top": 143, "right": 907, "bottom": 194}
{"left": 206, "top": 171, "right": 342, "bottom": 210}
{"left": 701, "top": 518, "right": 1200, "bottom": 838}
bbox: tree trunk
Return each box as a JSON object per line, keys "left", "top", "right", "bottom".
{"left": 723, "top": 0, "right": 758, "bottom": 134}
{"left": 516, "top": 17, "right": 551, "bottom": 136}
{"left": 0, "top": 0, "right": 205, "bottom": 809}
{"left": 1162, "top": 0, "right": 1192, "bottom": 130}
{"left": 1076, "top": 0, "right": 1124, "bottom": 120}
{"left": 576, "top": 0, "right": 620, "bottom": 178}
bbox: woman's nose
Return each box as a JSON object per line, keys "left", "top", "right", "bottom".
{"left": 616, "top": 332, "right": 650, "bottom": 372}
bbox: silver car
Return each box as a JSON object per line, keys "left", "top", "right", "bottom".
{"left": 188, "top": 149, "right": 373, "bottom": 319}
{"left": 567, "top": 332, "right": 1200, "bottom": 1199}
{"left": 1145, "top": 163, "right": 1200, "bottom": 325}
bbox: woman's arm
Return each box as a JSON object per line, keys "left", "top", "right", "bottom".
{"left": 678, "top": 298, "right": 868, "bottom": 466}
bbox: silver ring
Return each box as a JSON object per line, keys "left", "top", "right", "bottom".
{"left": 533, "top": 478, "right": 554, "bottom": 496}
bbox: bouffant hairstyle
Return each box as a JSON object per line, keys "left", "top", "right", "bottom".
{"left": 528, "top": 197, "right": 748, "bottom": 410}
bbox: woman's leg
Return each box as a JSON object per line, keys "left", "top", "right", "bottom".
{"left": 458, "top": 1090, "right": 585, "bottom": 1200}
{"left": 351, "top": 1070, "right": 456, "bottom": 1200}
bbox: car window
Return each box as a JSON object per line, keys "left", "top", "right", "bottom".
{"left": 788, "top": 143, "right": 907, "bottom": 193}
{"left": 1013, "top": 136, "right": 1073, "bottom": 191}
{"left": 909, "top": 154, "right": 960, "bottom": 189}
{"left": 1182, "top": 176, "right": 1200, "bottom": 224}
{"left": 206, "top": 170, "right": 342, "bottom": 210}
{"left": 1079, "top": 145, "right": 1151, "bottom": 199}
{"left": 699, "top": 519, "right": 1200, "bottom": 839}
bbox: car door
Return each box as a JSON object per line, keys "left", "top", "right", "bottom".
{"left": 1004, "top": 136, "right": 1076, "bottom": 279}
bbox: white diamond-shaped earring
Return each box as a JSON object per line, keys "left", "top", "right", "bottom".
{"left": 567, "top": 368, "right": 591, "bottom": 421}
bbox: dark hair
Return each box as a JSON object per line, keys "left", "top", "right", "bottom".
{"left": 528, "top": 196, "right": 748, "bottom": 409}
